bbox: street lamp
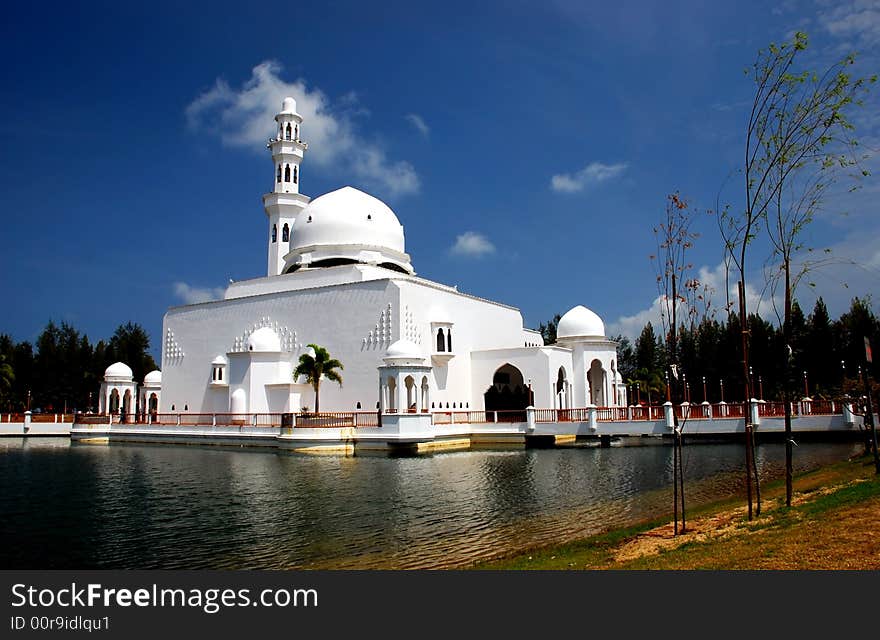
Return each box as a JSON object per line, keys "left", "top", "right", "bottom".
{"left": 636, "top": 382, "right": 641, "bottom": 406}
{"left": 803, "top": 371, "right": 809, "bottom": 397}
{"left": 665, "top": 370, "right": 671, "bottom": 402}
{"left": 720, "top": 379, "right": 725, "bottom": 403}
{"left": 702, "top": 376, "right": 707, "bottom": 403}
{"left": 758, "top": 376, "right": 764, "bottom": 401}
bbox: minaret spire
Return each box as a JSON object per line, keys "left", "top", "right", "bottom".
{"left": 263, "top": 97, "right": 310, "bottom": 277}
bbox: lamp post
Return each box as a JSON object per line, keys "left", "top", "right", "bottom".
{"left": 665, "top": 370, "right": 671, "bottom": 402}
{"left": 702, "top": 376, "right": 707, "bottom": 403}
{"left": 749, "top": 366, "right": 755, "bottom": 399}
{"left": 758, "top": 376, "right": 763, "bottom": 401}
{"left": 636, "top": 382, "right": 641, "bottom": 406}
{"left": 682, "top": 372, "right": 687, "bottom": 403}
{"left": 26, "top": 389, "right": 31, "bottom": 411}
{"left": 803, "top": 371, "right": 809, "bottom": 397}
{"left": 720, "top": 379, "right": 724, "bottom": 403}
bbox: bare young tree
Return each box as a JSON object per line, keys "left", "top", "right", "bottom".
{"left": 651, "top": 192, "right": 701, "bottom": 535}
{"left": 757, "top": 33, "right": 875, "bottom": 506}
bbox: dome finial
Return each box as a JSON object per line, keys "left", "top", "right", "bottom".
{"left": 281, "top": 96, "right": 297, "bottom": 114}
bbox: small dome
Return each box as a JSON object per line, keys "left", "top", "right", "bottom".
{"left": 247, "top": 327, "right": 281, "bottom": 352}
{"left": 211, "top": 355, "right": 228, "bottom": 366}
{"left": 557, "top": 305, "right": 606, "bottom": 340}
{"left": 383, "top": 339, "right": 424, "bottom": 364}
{"left": 281, "top": 96, "right": 297, "bottom": 114}
{"left": 143, "top": 370, "right": 162, "bottom": 385}
{"left": 104, "top": 362, "right": 133, "bottom": 380}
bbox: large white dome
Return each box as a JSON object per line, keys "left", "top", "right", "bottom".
{"left": 557, "top": 305, "right": 606, "bottom": 340}
{"left": 104, "top": 362, "right": 133, "bottom": 380}
{"left": 284, "top": 186, "right": 413, "bottom": 274}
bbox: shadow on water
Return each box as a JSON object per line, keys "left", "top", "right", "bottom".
{"left": 0, "top": 438, "right": 862, "bottom": 569}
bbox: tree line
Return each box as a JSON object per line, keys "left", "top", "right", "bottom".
{"left": 0, "top": 321, "right": 157, "bottom": 413}
{"left": 540, "top": 295, "right": 880, "bottom": 405}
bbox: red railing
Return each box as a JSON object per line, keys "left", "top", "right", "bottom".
{"left": 712, "top": 403, "right": 745, "bottom": 418}
{"left": 29, "top": 414, "right": 76, "bottom": 423}
{"left": 808, "top": 401, "right": 838, "bottom": 415}
{"left": 294, "top": 411, "right": 381, "bottom": 428}
{"left": 598, "top": 407, "right": 630, "bottom": 421}
{"left": 2, "top": 413, "right": 26, "bottom": 423}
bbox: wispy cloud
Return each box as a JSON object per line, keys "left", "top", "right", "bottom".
{"left": 606, "top": 262, "right": 778, "bottom": 339}
{"left": 449, "top": 231, "right": 496, "bottom": 258}
{"left": 550, "top": 161, "right": 628, "bottom": 193}
{"left": 818, "top": 0, "right": 880, "bottom": 48}
{"left": 185, "top": 60, "right": 420, "bottom": 197}
{"left": 173, "top": 282, "right": 226, "bottom": 305}
{"left": 405, "top": 113, "right": 430, "bottom": 138}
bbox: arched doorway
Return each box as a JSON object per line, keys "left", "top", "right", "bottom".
{"left": 589, "top": 359, "right": 606, "bottom": 406}
{"left": 484, "top": 363, "right": 529, "bottom": 420}
{"left": 556, "top": 366, "right": 569, "bottom": 410}
{"left": 122, "top": 389, "right": 132, "bottom": 423}
{"left": 148, "top": 393, "right": 158, "bottom": 419}
{"left": 404, "top": 375, "right": 417, "bottom": 412}
{"left": 109, "top": 388, "right": 120, "bottom": 415}
{"left": 386, "top": 376, "right": 397, "bottom": 412}
{"left": 420, "top": 376, "right": 430, "bottom": 412}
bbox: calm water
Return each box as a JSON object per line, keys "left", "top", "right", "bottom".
{"left": 0, "top": 437, "right": 862, "bottom": 569}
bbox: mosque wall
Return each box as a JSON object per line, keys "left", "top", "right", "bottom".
{"left": 160, "top": 278, "right": 400, "bottom": 414}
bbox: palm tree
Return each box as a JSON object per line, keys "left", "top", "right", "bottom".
{"left": 627, "top": 367, "right": 666, "bottom": 406}
{"left": 293, "top": 344, "right": 343, "bottom": 414}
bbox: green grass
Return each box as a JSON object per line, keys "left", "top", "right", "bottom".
{"left": 470, "top": 455, "right": 880, "bottom": 570}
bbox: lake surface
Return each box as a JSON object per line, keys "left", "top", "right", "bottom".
{"left": 0, "top": 437, "right": 862, "bottom": 569}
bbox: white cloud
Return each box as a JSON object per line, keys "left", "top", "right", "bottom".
{"left": 185, "top": 60, "right": 420, "bottom": 197}
{"left": 449, "top": 231, "right": 496, "bottom": 258}
{"left": 819, "top": 0, "right": 880, "bottom": 48}
{"left": 173, "top": 282, "right": 226, "bottom": 305}
{"left": 550, "top": 162, "right": 628, "bottom": 193}
{"left": 606, "top": 262, "right": 780, "bottom": 339}
{"left": 405, "top": 113, "right": 430, "bottom": 137}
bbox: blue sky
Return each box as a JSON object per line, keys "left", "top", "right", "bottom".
{"left": 1, "top": 1, "right": 878, "bottom": 359}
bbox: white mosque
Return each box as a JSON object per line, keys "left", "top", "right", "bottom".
{"left": 106, "top": 97, "right": 626, "bottom": 419}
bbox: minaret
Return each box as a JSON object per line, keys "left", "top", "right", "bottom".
{"left": 263, "top": 97, "right": 310, "bottom": 277}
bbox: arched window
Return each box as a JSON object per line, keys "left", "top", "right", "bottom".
{"left": 271, "top": 224, "right": 277, "bottom": 243}
{"left": 356, "top": 402, "right": 361, "bottom": 409}
{"left": 295, "top": 125, "right": 299, "bottom": 139}
{"left": 436, "top": 328, "right": 445, "bottom": 352}
{"left": 285, "top": 123, "right": 292, "bottom": 140}
{"left": 276, "top": 164, "right": 282, "bottom": 183}
{"left": 282, "top": 223, "right": 290, "bottom": 242}
{"left": 293, "top": 166, "right": 298, "bottom": 184}
{"left": 447, "top": 329, "right": 452, "bottom": 352}
{"left": 284, "top": 165, "right": 291, "bottom": 182}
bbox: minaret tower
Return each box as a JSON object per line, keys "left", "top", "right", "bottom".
{"left": 263, "top": 97, "right": 310, "bottom": 277}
